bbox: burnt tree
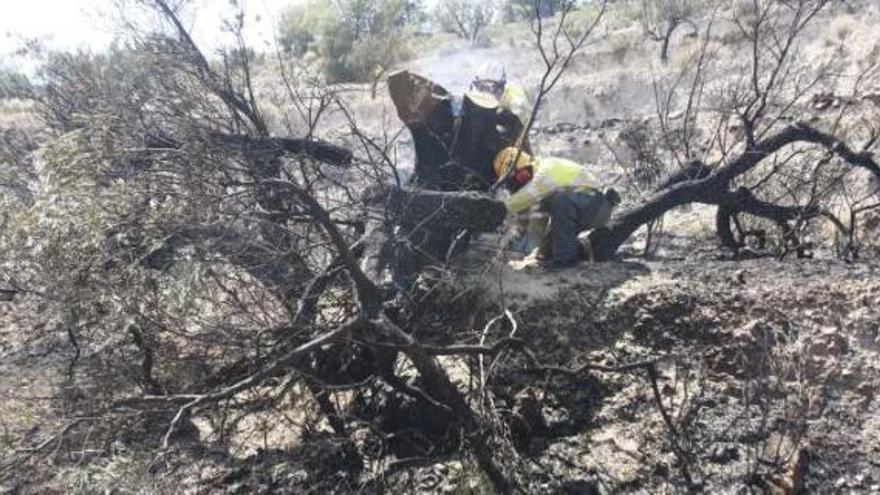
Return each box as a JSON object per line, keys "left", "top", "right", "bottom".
{"left": 590, "top": 124, "right": 880, "bottom": 259}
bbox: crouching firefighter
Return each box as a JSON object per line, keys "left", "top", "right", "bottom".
{"left": 493, "top": 147, "right": 621, "bottom": 269}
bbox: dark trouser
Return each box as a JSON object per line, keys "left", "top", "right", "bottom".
{"left": 541, "top": 190, "right": 609, "bottom": 265}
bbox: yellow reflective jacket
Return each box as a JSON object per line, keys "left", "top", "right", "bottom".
{"left": 504, "top": 156, "right": 596, "bottom": 214}
{"left": 500, "top": 84, "right": 530, "bottom": 127}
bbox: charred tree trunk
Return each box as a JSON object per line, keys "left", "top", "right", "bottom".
{"left": 715, "top": 206, "right": 740, "bottom": 249}
{"left": 591, "top": 123, "right": 880, "bottom": 260}
{"left": 360, "top": 188, "right": 507, "bottom": 286}
{"left": 387, "top": 71, "right": 510, "bottom": 191}
{"left": 379, "top": 71, "right": 520, "bottom": 283}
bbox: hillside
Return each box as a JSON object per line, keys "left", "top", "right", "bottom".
{"left": 2, "top": 0, "right": 880, "bottom": 493}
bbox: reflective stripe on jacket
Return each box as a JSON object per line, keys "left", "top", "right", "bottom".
{"left": 504, "top": 157, "right": 596, "bottom": 214}
{"left": 500, "top": 84, "right": 530, "bottom": 126}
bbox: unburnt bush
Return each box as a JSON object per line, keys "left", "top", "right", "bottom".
{"left": 278, "top": 0, "right": 422, "bottom": 83}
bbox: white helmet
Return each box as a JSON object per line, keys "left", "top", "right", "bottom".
{"left": 471, "top": 61, "right": 507, "bottom": 97}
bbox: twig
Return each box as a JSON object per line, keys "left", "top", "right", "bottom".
{"left": 159, "top": 318, "right": 365, "bottom": 448}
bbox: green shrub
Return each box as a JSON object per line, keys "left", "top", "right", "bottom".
{"left": 502, "top": 0, "right": 566, "bottom": 22}
{"left": 607, "top": 30, "right": 638, "bottom": 63}
{"left": 278, "top": 0, "right": 423, "bottom": 83}
{"left": 432, "top": 0, "right": 498, "bottom": 43}
{"left": 0, "top": 66, "right": 31, "bottom": 100}
{"left": 278, "top": 1, "right": 335, "bottom": 57}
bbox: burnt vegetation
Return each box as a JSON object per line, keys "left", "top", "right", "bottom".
{"left": 1, "top": 0, "right": 879, "bottom": 493}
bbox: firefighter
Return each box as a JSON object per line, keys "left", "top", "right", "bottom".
{"left": 469, "top": 62, "right": 531, "bottom": 129}
{"left": 494, "top": 147, "right": 620, "bottom": 269}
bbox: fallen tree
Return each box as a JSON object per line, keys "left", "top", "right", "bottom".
{"left": 591, "top": 123, "right": 880, "bottom": 259}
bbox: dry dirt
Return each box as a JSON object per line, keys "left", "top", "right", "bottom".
{"left": 500, "top": 256, "right": 880, "bottom": 493}
{"left": 4, "top": 255, "right": 878, "bottom": 493}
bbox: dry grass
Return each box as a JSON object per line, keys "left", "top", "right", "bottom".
{"left": 607, "top": 29, "right": 640, "bottom": 64}
{"left": 0, "top": 98, "right": 37, "bottom": 130}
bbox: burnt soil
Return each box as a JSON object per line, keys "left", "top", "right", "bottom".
{"left": 16, "top": 256, "right": 868, "bottom": 494}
